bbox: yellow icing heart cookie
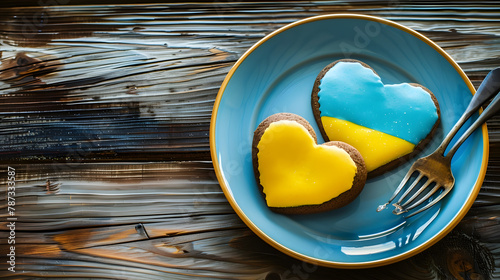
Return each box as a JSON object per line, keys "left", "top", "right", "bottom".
{"left": 252, "top": 113, "right": 367, "bottom": 215}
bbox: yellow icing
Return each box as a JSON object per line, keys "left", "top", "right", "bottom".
{"left": 257, "top": 120, "right": 357, "bottom": 208}
{"left": 321, "top": 116, "right": 415, "bottom": 172}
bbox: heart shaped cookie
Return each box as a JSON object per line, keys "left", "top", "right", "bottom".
{"left": 312, "top": 59, "right": 440, "bottom": 177}
{"left": 252, "top": 113, "right": 367, "bottom": 215}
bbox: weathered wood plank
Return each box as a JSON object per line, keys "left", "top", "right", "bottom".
{"left": 0, "top": 1, "right": 499, "bottom": 161}
{"left": 0, "top": 162, "right": 233, "bottom": 229}
{"left": 0, "top": 161, "right": 497, "bottom": 279}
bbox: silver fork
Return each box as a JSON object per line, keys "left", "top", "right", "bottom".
{"left": 377, "top": 68, "right": 500, "bottom": 218}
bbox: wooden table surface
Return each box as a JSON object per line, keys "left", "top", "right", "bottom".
{"left": 0, "top": 1, "right": 499, "bottom": 279}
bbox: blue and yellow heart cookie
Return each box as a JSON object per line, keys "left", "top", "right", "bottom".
{"left": 311, "top": 59, "right": 440, "bottom": 176}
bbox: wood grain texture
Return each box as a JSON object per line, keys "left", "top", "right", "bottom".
{"left": 0, "top": 161, "right": 497, "bottom": 279}
{"left": 0, "top": 162, "right": 454, "bottom": 279}
{"left": 0, "top": 1, "right": 498, "bottom": 162}
{"left": 0, "top": 1, "right": 499, "bottom": 279}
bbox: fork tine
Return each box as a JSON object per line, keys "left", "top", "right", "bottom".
{"left": 403, "top": 183, "right": 441, "bottom": 211}
{"left": 399, "top": 180, "right": 434, "bottom": 209}
{"left": 391, "top": 173, "right": 425, "bottom": 215}
{"left": 376, "top": 168, "right": 417, "bottom": 212}
{"left": 393, "top": 172, "right": 424, "bottom": 206}
{"left": 404, "top": 186, "right": 453, "bottom": 218}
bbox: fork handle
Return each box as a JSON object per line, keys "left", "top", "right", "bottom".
{"left": 436, "top": 68, "right": 500, "bottom": 156}
{"left": 446, "top": 87, "right": 500, "bottom": 159}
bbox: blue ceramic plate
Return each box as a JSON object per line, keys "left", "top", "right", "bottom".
{"left": 210, "top": 14, "right": 488, "bottom": 268}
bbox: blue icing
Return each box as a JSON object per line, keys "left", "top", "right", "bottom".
{"left": 318, "top": 62, "right": 438, "bottom": 145}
